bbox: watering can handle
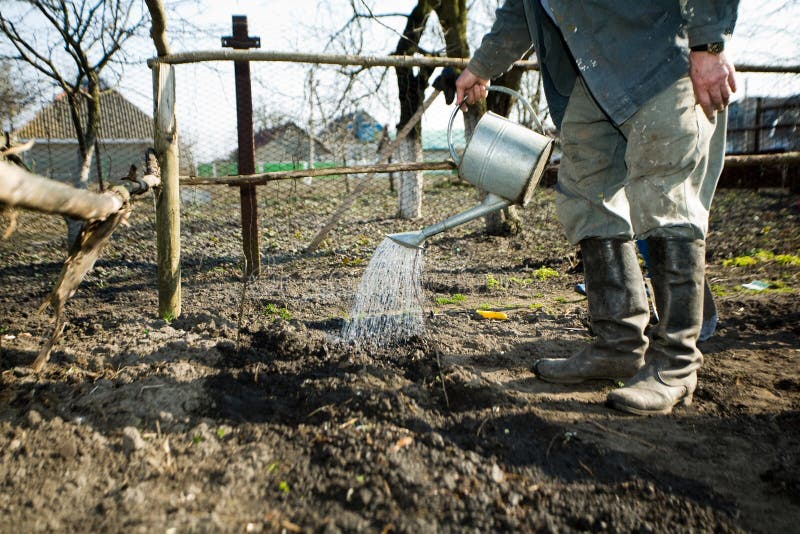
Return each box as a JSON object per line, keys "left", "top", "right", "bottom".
{"left": 447, "top": 86, "right": 545, "bottom": 166}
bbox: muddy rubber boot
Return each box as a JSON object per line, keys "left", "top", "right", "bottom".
{"left": 533, "top": 239, "right": 648, "bottom": 384}
{"left": 607, "top": 238, "right": 705, "bottom": 415}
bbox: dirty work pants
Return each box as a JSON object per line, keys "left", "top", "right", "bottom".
{"left": 555, "top": 76, "right": 727, "bottom": 244}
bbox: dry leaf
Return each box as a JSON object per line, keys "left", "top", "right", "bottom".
{"left": 392, "top": 436, "right": 414, "bottom": 451}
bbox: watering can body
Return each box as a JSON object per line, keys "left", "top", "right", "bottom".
{"left": 388, "top": 86, "right": 553, "bottom": 249}
{"left": 456, "top": 110, "right": 553, "bottom": 207}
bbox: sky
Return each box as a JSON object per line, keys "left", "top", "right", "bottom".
{"left": 4, "top": 0, "right": 799, "bottom": 160}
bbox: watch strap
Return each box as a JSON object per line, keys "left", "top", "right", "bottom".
{"left": 691, "top": 42, "right": 724, "bottom": 54}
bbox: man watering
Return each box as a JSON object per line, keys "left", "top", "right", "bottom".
{"left": 454, "top": 1, "right": 738, "bottom": 415}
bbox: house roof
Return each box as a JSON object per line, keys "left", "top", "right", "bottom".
{"left": 321, "top": 110, "right": 384, "bottom": 143}
{"left": 252, "top": 121, "right": 332, "bottom": 157}
{"left": 14, "top": 89, "right": 152, "bottom": 140}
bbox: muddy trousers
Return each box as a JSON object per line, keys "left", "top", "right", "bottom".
{"left": 555, "top": 76, "right": 726, "bottom": 244}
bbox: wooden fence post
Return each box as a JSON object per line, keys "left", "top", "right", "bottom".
{"left": 153, "top": 62, "right": 181, "bottom": 319}
{"left": 223, "top": 15, "right": 261, "bottom": 277}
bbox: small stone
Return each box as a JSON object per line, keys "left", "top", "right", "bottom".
{"left": 442, "top": 472, "right": 457, "bottom": 490}
{"left": 57, "top": 440, "right": 78, "bottom": 459}
{"left": 8, "top": 439, "right": 22, "bottom": 452}
{"left": 429, "top": 432, "right": 445, "bottom": 448}
{"left": 491, "top": 463, "right": 505, "bottom": 483}
{"left": 27, "top": 409, "right": 43, "bottom": 426}
{"left": 358, "top": 488, "right": 373, "bottom": 506}
{"left": 122, "top": 426, "right": 146, "bottom": 455}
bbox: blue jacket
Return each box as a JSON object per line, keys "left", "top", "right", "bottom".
{"left": 468, "top": 0, "right": 739, "bottom": 128}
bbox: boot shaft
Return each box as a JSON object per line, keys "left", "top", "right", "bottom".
{"left": 581, "top": 238, "right": 649, "bottom": 357}
{"left": 645, "top": 237, "right": 706, "bottom": 384}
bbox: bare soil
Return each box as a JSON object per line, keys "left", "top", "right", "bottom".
{"left": 1, "top": 183, "right": 798, "bottom": 533}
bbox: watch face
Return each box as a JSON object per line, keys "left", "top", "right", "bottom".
{"left": 708, "top": 42, "right": 724, "bottom": 54}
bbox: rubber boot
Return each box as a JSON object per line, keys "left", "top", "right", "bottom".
{"left": 607, "top": 238, "right": 705, "bottom": 415}
{"left": 533, "top": 239, "right": 649, "bottom": 383}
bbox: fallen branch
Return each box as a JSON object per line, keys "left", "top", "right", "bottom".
{"left": 0, "top": 151, "right": 162, "bottom": 372}
{"left": 0, "top": 161, "right": 124, "bottom": 220}
{"left": 0, "top": 139, "right": 35, "bottom": 160}
{"left": 33, "top": 200, "right": 133, "bottom": 372}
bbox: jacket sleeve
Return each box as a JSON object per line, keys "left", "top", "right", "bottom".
{"left": 467, "top": 0, "right": 534, "bottom": 80}
{"left": 680, "top": 1, "right": 739, "bottom": 46}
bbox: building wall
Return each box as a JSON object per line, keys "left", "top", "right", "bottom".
{"left": 21, "top": 141, "right": 195, "bottom": 182}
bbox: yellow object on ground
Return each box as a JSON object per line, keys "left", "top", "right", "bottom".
{"left": 476, "top": 310, "right": 508, "bottom": 320}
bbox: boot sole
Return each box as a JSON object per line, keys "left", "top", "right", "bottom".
{"left": 607, "top": 394, "right": 693, "bottom": 416}
{"left": 537, "top": 374, "right": 624, "bottom": 385}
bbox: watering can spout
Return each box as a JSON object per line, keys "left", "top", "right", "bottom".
{"left": 387, "top": 86, "right": 553, "bottom": 251}
{"left": 386, "top": 230, "right": 426, "bottom": 249}
{"left": 387, "top": 193, "right": 511, "bottom": 249}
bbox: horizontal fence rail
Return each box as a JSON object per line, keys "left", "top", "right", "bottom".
{"left": 147, "top": 50, "right": 800, "bottom": 74}
{"left": 181, "top": 160, "right": 457, "bottom": 186}
{"left": 148, "top": 50, "right": 540, "bottom": 69}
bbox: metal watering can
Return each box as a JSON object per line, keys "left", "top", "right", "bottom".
{"left": 387, "top": 86, "right": 554, "bottom": 249}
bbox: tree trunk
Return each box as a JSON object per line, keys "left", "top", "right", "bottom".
{"left": 397, "top": 136, "right": 423, "bottom": 218}
{"left": 64, "top": 78, "right": 102, "bottom": 250}
{"left": 67, "top": 142, "right": 97, "bottom": 249}
{"left": 393, "top": 1, "right": 435, "bottom": 219}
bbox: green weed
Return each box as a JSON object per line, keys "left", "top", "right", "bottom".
{"left": 722, "top": 250, "right": 800, "bottom": 268}
{"left": 263, "top": 303, "right": 293, "bottom": 321}
{"left": 723, "top": 255, "right": 758, "bottom": 267}
{"left": 710, "top": 284, "right": 730, "bottom": 297}
{"left": 775, "top": 254, "right": 800, "bottom": 266}
{"left": 435, "top": 293, "right": 466, "bottom": 305}
{"left": 532, "top": 267, "right": 559, "bottom": 280}
{"left": 486, "top": 274, "right": 502, "bottom": 290}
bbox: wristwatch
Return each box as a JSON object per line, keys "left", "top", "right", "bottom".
{"left": 690, "top": 42, "right": 724, "bottom": 54}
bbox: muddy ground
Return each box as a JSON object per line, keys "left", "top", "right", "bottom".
{"left": 1, "top": 181, "right": 798, "bottom": 532}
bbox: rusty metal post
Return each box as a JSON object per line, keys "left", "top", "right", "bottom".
{"left": 223, "top": 15, "right": 261, "bottom": 276}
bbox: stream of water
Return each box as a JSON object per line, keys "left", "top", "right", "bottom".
{"left": 341, "top": 237, "right": 425, "bottom": 345}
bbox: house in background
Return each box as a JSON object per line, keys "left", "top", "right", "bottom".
{"left": 254, "top": 122, "right": 333, "bottom": 171}
{"left": 727, "top": 95, "right": 800, "bottom": 154}
{"left": 319, "top": 110, "right": 384, "bottom": 165}
{"left": 13, "top": 89, "right": 195, "bottom": 182}
{"left": 200, "top": 121, "right": 332, "bottom": 177}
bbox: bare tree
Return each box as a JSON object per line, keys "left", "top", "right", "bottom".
{"left": 0, "top": 61, "right": 35, "bottom": 132}
{"left": 0, "top": 0, "right": 147, "bottom": 247}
